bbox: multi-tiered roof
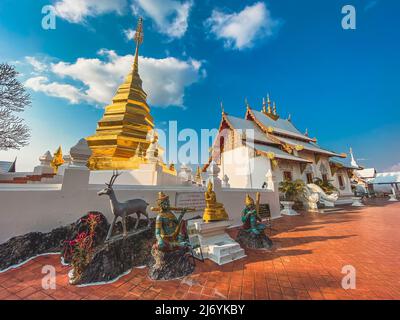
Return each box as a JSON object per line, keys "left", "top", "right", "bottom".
{"left": 207, "top": 96, "right": 352, "bottom": 169}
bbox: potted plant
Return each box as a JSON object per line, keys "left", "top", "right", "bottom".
{"left": 278, "top": 179, "right": 306, "bottom": 216}
{"left": 312, "top": 177, "right": 337, "bottom": 195}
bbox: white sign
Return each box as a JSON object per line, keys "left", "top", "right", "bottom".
{"left": 175, "top": 192, "right": 205, "bottom": 211}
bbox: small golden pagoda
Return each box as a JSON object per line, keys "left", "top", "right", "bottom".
{"left": 50, "top": 146, "right": 64, "bottom": 173}
{"left": 86, "top": 17, "right": 154, "bottom": 170}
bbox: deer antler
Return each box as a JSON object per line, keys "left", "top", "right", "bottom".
{"left": 108, "top": 170, "right": 122, "bottom": 187}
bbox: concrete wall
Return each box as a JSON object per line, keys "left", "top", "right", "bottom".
{"left": 0, "top": 167, "right": 280, "bottom": 244}
{"left": 219, "top": 146, "right": 273, "bottom": 189}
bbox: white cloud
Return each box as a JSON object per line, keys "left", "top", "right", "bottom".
{"left": 24, "top": 50, "right": 204, "bottom": 108}
{"left": 123, "top": 28, "right": 136, "bottom": 41}
{"left": 53, "top": 0, "right": 127, "bottom": 23}
{"left": 205, "top": 2, "right": 281, "bottom": 50}
{"left": 386, "top": 163, "right": 400, "bottom": 172}
{"left": 25, "top": 76, "right": 86, "bottom": 104}
{"left": 133, "top": 0, "right": 193, "bottom": 38}
{"left": 25, "top": 56, "right": 47, "bottom": 72}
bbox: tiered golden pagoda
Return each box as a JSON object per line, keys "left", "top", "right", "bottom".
{"left": 86, "top": 18, "right": 154, "bottom": 170}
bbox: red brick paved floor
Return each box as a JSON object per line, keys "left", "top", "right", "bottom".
{"left": 1, "top": 199, "right": 399, "bottom": 300}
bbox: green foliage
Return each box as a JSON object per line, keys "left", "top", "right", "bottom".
{"left": 279, "top": 179, "right": 306, "bottom": 202}
{"left": 313, "top": 177, "right": 337, "bottom": 195}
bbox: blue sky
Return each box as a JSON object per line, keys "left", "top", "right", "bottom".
{"left": 0, "top": 0, "right": 399, "bottom": 171}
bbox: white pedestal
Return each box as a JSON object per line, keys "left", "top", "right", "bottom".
{"left": 280, "top": 201, "right": 299, "bottom": 216}
{"left": 389, "top": 194, "right": 398, "bottom": 202}
{"left": 351, "top": 197, "right": 365, "bottom": 207}
{"left": 187, "top": 219, "right": 246, "bottom": 265}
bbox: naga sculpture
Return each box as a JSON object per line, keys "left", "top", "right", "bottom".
{"left": 98, "top": 170, "right": 150, "bottom": 240}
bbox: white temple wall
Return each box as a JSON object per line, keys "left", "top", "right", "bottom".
{"left": 89, "top": 163, "right": 179, "bottom": 186}
{"left": 332, "top": 168, "right": 353, "bottom": 196}
{"left": 219, "top": 146, "right": 272, "bottom": 189}
{"left": 0, "top": 167, "right": 280, "bottom": 244}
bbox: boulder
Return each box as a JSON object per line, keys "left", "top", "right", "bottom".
{"left": 236, "top": 229, "right": 273, "bottom": 250}
{"left": 0, "top": 226, "right": 69, "bottom": 271}
{"left": 148, "top": 246, "right": 195, "bottom": 280}
{"left": 72, "top": 219, "right": 155, "bottom": 285}
{"left": 61, "top": 212, "right": 109, "bottom": 264}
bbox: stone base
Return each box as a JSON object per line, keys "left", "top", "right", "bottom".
{"left": 71, "top": 221, "right": 154, "bottom": 285}
{"left": 0, "top": 227, "right": 69, "bottom": 272}
{"left": 389, "top": 194, "right": 398, "bottom": 202}
{"left": 203, "top": 208, "right": 229, "bottom": 223}
{"left": 351, "top": 197, "right": 365, "bottom": 207}
{"left": 236, "top": 229, "right": 273, "bottom": 250}
{"left": 148, "top": 247, "right": 195, "bottom": 280}
{"left": 187, "top": 219, "right": 246, "bottom": 265}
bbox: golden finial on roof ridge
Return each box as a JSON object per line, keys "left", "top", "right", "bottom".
{"left": 133, "top": 17, "right": 144, "bottom": 74}
{"left": 262, "top": 97, "right": 267, "bottom": 113}
{"left": 304, "top": 128, "right": 309, "bottom": 136}
{"left": 287, "top": 113, "right": 291, "bottom": 122}
{"left": 245, "top": 98, "right": 250, "bottom": 109}
{"left": 273, "top": 101, "right": 277, "bottom": 115}
{"left": 220, "top": 101, "right": 225, "bottom": 115}
{"left": 267, "top": 94, "right": 272, "bottom": 113}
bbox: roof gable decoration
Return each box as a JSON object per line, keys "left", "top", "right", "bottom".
{"left": 246, "top": 107, "right": 316, "bottom": 143}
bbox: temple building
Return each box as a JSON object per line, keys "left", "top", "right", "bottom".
{"left": 86, "top": 18, "right": 155, "bottom": 171}
{"left": 205, "top": 96, "right": 360, "bottom": 198}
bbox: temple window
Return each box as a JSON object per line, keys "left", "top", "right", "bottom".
{"left": 283, "top": 171, "right": 293, "bottom": 181}
{"left": 338, "top": 175, "right": 345, "bottom": 188}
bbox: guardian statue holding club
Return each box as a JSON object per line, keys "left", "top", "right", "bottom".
{"left": 149, "top": 192, "right": 196, "bottom": 280}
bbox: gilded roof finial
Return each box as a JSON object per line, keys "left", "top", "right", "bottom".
{"left": 245, "top": 98, "right": 250, "bottom": 109}
{"left": 133, "top": 17, "right": 144, "bottom": 74}
{"left": 262, "top": 97, "right": 267, "bottom": 113}
{"left": 267, "top": 94, "right": 272, "bottom": 113}
{"left": 287, "top": 113, "right": 291, "bottom": 122}
{"left": 273, "top": 102, "right": 277, "bottom": 115}
{"left": 220, "top": 101, "right": 225, "bottom": 115}
{"left": 304, "top": 128, "right": 309, "bottom": 136}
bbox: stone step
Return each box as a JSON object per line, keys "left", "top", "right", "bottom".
{"left": 209, "top": 248, "right": 246, "bottom": 265}
{"left": 208, "top": 241, "right": 241, "bottom": 256}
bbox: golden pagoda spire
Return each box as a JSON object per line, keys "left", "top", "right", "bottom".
{"left": 86, "top": 17, "right": 155, "bottom": 170}
{"left": 133, "top": 17, "right": 144, "bottom": 74}
{"left": 273, "top": 101, "right": 277, "bottom": 115}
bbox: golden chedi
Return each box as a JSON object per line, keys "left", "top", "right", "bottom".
{"left": 86, "top": 17, "right": 154, "bottom": 170}
{"left": 50, "top": 146, "right": 64, "bottom": 173}
{"left": 203, "top": 181, "right": 229, "bottom": 222}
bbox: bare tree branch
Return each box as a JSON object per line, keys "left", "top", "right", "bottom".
{"left": 0, "top": 63, "right": 31, "bottom": 150}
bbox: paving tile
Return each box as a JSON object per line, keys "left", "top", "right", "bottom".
{"left": 0, "top": 199, "right": 399, "bottom": 300}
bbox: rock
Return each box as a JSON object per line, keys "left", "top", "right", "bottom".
{"left": 73, "top": 219, "right": 155, "bottom": 285}
{"left": 236, "top": 229, "right": 273, "bottom": 249}
{"left": 0, "top": 226, "right": 69, "bottom": 271}
{"left": 60, "top": 212, "right": 109, "bottom": 265}
{"left": 148, "top": 246, "right": 195, "bottom": 280}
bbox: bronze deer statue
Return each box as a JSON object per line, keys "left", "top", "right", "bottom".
{"left": 98, "top": 170, "right": 150, "bottom": 240}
